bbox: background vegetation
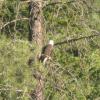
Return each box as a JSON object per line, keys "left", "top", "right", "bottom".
{"left": 0, "top": 0, "right": 100, "bottom": 100}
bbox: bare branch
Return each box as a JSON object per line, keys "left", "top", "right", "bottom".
{"left": 19, "top": 0, "right": 75, "bottom": 9}
{"left": 0, "top": 18, "right": 29, "bottom": 30}
{"left": 43, "top": 0, "right": 75, "bottom": 9}
{"left": 54, "top": 33, "right": 100, "bottom": 46}
{"left": 0, "top": 88, "right": 23, "bottom": 92}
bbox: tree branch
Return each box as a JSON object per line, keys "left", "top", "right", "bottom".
{"left": 0, "top": 18, "right": 29, "bottom": 30}
{"left": 43, "top": 0, "right": 75, "bottom": 9}
{"left": 54, "top": 33, "right": 100, "bottom": 46}
{"left": 20, "top": 0, "right": 75, "bottom": 8}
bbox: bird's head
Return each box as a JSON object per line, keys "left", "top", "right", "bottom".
{"left": 49, "top": 40, "right": 54, "bottom": 46}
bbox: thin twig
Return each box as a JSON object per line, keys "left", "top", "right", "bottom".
{"left": 20, "top": 0, "right": 30, "bottom": 3}
{"left": 0, "top": 18, "right": 29, "bottom": 30}
{"left": 14, "top": 2, "right": 21, "bottom": 33}
{"left": 43, "top": 0, "right": 75, "bottom": 9}
{"left": 0, "top": 88, "right": 23, "bottom": 92}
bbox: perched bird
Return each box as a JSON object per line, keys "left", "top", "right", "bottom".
{"left": 39, "top": 40, "right": 54, "bottom": 64}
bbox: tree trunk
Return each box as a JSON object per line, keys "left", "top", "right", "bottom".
{"left": 29, "top": 0, "right": 43, "bottom": 48}
{"left": 29, "top": 0, "right": 44, "bottom": 100}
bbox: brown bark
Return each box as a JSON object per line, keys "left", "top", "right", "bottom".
{"left": 29, "top": 0, "right": 43, "bottom": 46}
{"left": 29, "top": 0, "right": 44, "bottom": 100}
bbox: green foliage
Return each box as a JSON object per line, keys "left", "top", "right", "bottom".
{"left": 0, "top": 0, "right": 100, "bottom": 99}
{"left": 0, "top": 36, "right": 36, "bottom": 99}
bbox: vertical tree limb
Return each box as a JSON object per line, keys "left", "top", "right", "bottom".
{"left": 29, "top": 0, "right": 44, "bottom": 100}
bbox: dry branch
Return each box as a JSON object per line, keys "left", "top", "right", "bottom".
{"left": 19, "top": 0, "right": 75, "bottom": 9}
{"left": 54, "top": 33, "right": 100, "bottom": 46}
{"left": 44, "top": 0, "right": 74, "bottom": 7}
{"left": 0, "top": 18, "right": 29, "bottom": 30}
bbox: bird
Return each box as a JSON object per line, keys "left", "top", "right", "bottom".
{"left": 39, "top": 40, "right": 54, "bottom": 65}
